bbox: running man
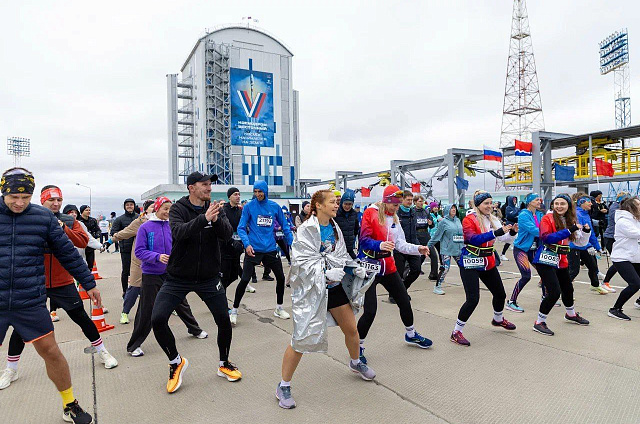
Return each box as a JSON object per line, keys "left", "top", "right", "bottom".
{"left": 0, "top": 168, "right": 97, "bottom": 423}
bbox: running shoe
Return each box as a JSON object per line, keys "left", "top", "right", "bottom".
{"left": 505, "top": 300, "right": 524, "bottom": 313}
{"left": 63, "top": 400, "right": 93, "bottom": 424}
{"left": 450, "top": 330, "right": 470, "bottom": 346}
{"left": 262, "top": 275, "right": 275, "bottom": 281}
{"left": 491, "top": 318, "right": 516, "bottom": 330}
{"left": 564, "top": 313, "right": 589, "bottom": 325}
{"left": 97, "top": 350, "right": 118, "bottom": 369}
{"left": 598, "top": 272, "right": 606, "bottom": 281}
{"left": 194, "top": 331, "right": 208, "bottom": 339}
{"left": 500, "top": 254, "right": 509, "bottom": 261}
{"left": 404, "top": 331, "right": 433, "bottom": 348}
{"left": 433, "top": 285, "right": 445, "bottom": 295}
{"left": 276, "top": 383, "right": 296, "bottom": 409}
{"left": 359, "top": 347, "right": 367, "bottom": 364}
{"left": 218, "top": 361, "right": 242, "bottom": 382}
{"left": 171, "top": 310, "right": 178, "bottom": 316}
{"left": 349, "top": 361, "right": 376, "bottom": 380}
{"left": 388, "top": 295, "right": 396, "bottom": 304}
{"left": 274, "top": 308, "right": 290, "bottom": 320}
{"left": 591, "top": 285, "right": 609, "bottom": 295}
{"left": 51, "top": 311, "right": 60, "bottom": 322}
{"left": 608, "top": 308, "right": 631, "bottom": 321}
{"left": 245, "top": 284, "right": 256, "bottom": 293}
{"left": 428, "top": 273, "right": 438, "bottom": 281}
{"left": 167, "top": 357, "right": 188, "bottom": 393}
{"left": 251, "top": 277, "right": 258, "bottom": 284}
{"left": 129, "top": 348, "right": 144, "bottom": 357}
{"left": 635, "top": 299, "right": 640, "bottom": 309}
{"left": 120, "top": 312, "right": 129, "bottom": 324}
{"left": 229, "top": 310, "right": 237, "bottom": 326}
{"left": 533, "top": 322, "right": 554, "bottom": 336}
{"left": 602, "top": 283, "right": 616, "bottom": 293}
{"left": 0, "top": 368, "right": 18, "bottom": 390}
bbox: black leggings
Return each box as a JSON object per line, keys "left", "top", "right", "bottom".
{"left": 85, "top": 248, "right": 95, "bottom": 272}
{"left": 501, "top": 243, "right": 510, "bottom": 255}
{"left": 457, "top": 266, "right": 506, "bottom": 322}
{"left": 276, "top": 239, "right": 291, "bottom": 263}
{"left": 568, "top": 249, "right": 599, "bottom": 287}
{"left": 535, "top": 265, "right": 574, "bottom": 314}
{"left": 603, "top": 238, "right": 618, "bottom": 283}
{"left": 394, "top": 251, "right": 422, "bottom": 289}
{"left": 120, "top": 252, "right": 132, "bottom": 295}
{"left": 8, "top": 305, "right": 100, "bottom": 356}
{"left": 357, "top": 272, "right": 413, "bottom": 340}
{"left": 612, "top": 261, "right": 640, "bottom": 309}
{"left": 151, "top": 277, "right": 231, "bottom": 362}
{"left": 234, "top": 251, "right": 285, "bottom": 308}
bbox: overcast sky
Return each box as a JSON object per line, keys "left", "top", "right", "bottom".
{"left": 1, "top": 1, "right": 637, "bottom": 213}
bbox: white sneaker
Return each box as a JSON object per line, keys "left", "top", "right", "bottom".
{"left": 245, "top": 284, "right": 256, "bottom": 293}
{"left": 635, "top": 300, "right": 640, "bottom": 309}
{"left": 129, "top": 348, "right": 144, "bottom": 357}
{"left": 500, "top": 255, "right": 509, "bottom": 261}
{"left": 229, "top": 310, "right": 237, "bottom": 326}
{"left": 0, "top": 368, "right": 18, "bottom": 390}
{"left": 598, "top": 272, "right": 606, "bottom": 281}
{"left": 194, "top": 331, "right": 208, "bottom": 339}
{"left": 103, "top": 306, "right": 109, "bottom": 314}
{"left": 274, "top": 308, "right": 290, "bottom": 320}
{"left": 98, "top": 350, "right": 118, "bottom": 369}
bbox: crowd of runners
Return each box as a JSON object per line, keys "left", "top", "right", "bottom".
{"left": 2, "top": 166, "right": 640, "bottom": 421}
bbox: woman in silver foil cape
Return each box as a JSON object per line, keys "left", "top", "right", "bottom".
{"left": 276, "top": 190, "right": 376, "bottom": 409}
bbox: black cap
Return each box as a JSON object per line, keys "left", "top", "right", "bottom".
{"left": 227, "top": 187, "right": 240, "bottom": 198}
{"left": 186, "top": 172, "right": 213, "bottom": 186}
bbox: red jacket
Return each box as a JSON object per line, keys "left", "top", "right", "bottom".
{"left": 536, "top": 214, "right": 571, "bottom": 269}
{"left": 44, "top": 219, "right": 89, "bottom": 288}
{"left": 459, "top": 213, "right": 498, "bottom": 271}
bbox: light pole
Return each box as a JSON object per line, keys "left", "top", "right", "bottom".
{"left": 76, "top": 183, "right": 92, "bottom": 210}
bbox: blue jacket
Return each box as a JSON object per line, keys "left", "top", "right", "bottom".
{"left": 0, "top": 197, "right": 96, "bottom": 311}
{"left": 504, "top": 196, "right": 519, "bottom": 224}
{"left": 603, "top": 201, "right": 620, "bottom": 239}
{"left": 427, "top": 205, "right": 463, "bottom": 256}
{"left": 513, "top": 209, "right": 543, "bottom": 251}
{"left": 571, "top": 207, "right": 601, "bottom": 250}
{"left": 238, "top": 180, "right": 293, "bottom": 253}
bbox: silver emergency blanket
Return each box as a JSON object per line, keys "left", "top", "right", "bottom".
{"left": 289, "top": 215, "right": 376, "bottom": 353}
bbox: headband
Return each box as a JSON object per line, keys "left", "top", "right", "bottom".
{"left": 474, "top": 192, "right": 492, "bottom": 207}
{"left": 1, "top": 170, "right": 35, "bottom": 196}
{"left": 577, "top": 196, "right": 591, "bottom": 207}
{"left": 40, "top": 187, "right": 63, "bottom": 204}
{"left": 525, "top": 193, "right": 540, "bottom": 205}
{"left": 552, "top": 194, "right": 572, "bottom": 205}
{"left": 616, "top": 191, "right": 631, "bottom": 203}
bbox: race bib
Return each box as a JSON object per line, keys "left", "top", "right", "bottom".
{"left": 417, "top": 218, "right": 429, "bottom": 225}
{"left": 453, "top": 235, "right": 464, "bottom": 243}
{"left": 538, "top": 250, "right": 559, "bottom": 267}
{"left": 361, "top": 258, "right": 382, "bottom": 274}
{"left": 275, "top": 231, "right": 284, "bottom": 238}
{"left": 257, "top": 215, "right": 273, "bottom": 227}
{"left": 462, "top": 256, "right": 485, "bottom": 270}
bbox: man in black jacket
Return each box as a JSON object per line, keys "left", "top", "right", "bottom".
{"left": 220, "top": 187, "right": 253, "bottom": 292}
{"left": 391, "top": 191, "right": 422, "bottom": 302}
{"left": 0, "top": 167, "right": 98, "bottom": 424}
{"left": 78, "top": 205, "right": 100, "bottom": 272}
{"left": 110, "top": 198, "right": 139, "bottom": 296}
{"left": 151, "top": 172, "right": 240, "bottom": 394}
{"left": 334, "top": 189, "right": 360, "bottom": 259}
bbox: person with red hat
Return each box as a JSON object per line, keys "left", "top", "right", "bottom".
{"left": 356, "top": 185, "right": 433, "bottom": 366}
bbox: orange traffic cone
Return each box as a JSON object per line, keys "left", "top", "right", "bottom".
{"left": 77, "top": 282, "right": 90, "bottom": 300}
{"left": 91, "top": 304, "right": 114, "bottom": 333}
{"left": 91, "top": 261, "right": 103, "bottom": 280}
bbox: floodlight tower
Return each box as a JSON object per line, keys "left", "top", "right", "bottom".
{"left": 497, "top": 0, "right": 545, "bottom": 190}
{"left": 7, "top": 137, "right": 31, "bottom": 166}
{"left": 599, "top": 29, "right": 630, "bottom": 129}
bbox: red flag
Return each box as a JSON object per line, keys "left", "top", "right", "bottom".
{"left": 411, "top": 183, "right": 421, "bottom": 193}
{"left": 361, "top": 187, "right": 371, "bottom": 197}
{"left": 595, "top": 158, "right": 614, "bottom": 177}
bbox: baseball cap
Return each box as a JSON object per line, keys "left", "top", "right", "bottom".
{"left": 186, "top": 172, "right": 212, "bottom": 186}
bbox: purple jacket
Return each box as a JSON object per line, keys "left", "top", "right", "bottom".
{"left": 135, "top": 218, "right": 172, "bottom": 275}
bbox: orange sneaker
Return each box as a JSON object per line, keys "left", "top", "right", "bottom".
{"left": 217, "top": 361, "right": 242, "bottom": 382}
{"left": 167, "top": 357, "right": 188, "bottom": 393}
{"left": 50, "top": 311, "right": 59, "bottom": 322}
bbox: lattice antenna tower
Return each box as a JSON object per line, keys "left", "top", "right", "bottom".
{"left": 7, "top": 137, "right": 30, "bottom": 166}
{"left": 599, "top": 29, "right": 630, "bottom": 129}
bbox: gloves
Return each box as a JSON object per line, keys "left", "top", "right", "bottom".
{"left": 325, "top": 268, "right": 346, "bottom": 282}
{"left": 354, "top": 267, "right": 367, "bottom": 279}
{"left": 587, "top": 247, "right": 597, "bottom": 256}
{"left": 100, "top": 240, "right": 112, "bottom": 253}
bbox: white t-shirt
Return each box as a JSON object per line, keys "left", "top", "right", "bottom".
{"left": 98, "top": 220, "right": 110, "bottom": 233}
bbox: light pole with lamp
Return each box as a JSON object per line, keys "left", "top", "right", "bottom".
{"left": 76, "top": 183, "right": 92, "bottom": 211}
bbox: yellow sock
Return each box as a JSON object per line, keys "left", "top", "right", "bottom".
{"left": 59, "top": 387, "right": 75, "bottom": 407}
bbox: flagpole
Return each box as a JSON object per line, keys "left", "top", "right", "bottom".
{"left": 483, "top": 160, "right": 486, "bottom": 191}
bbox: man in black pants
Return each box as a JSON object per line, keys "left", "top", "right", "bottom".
{"left": 78, "top": 205, "right": 101, "bottom": 272}
{"left": 334, "top": 189, "right": 360, "bottom": 259}
{"left": 110, "top": 198, "right": 138, "bottom": 296}
{"left": 389, "top": 191, "right": 422, "bottom": 303}
{"left": 220, "top": 187, "right": 250, "bottom": 291}
{"left": 151, "top": 172, "right": 239, "bottom": 394}
{"left": 230, "top": 180, "right": 293, "bottom": 326}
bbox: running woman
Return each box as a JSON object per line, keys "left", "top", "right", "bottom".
{"left": 506, "top": 193, "right": 545, "bottom": 313}
{"left": 356, "top": 185, "right": 433, "bottom": 365}
{"left": 608, "top": 197, "right": 640, "bottom": 320}
{"left": 276, "top": 190, "right": 375, "bottom": 409}
{"left": 427, "top": 201, "right": 441, "bottom": 279}
{"left": 414, "top": 195, "right": 439, "bottom": 279}
{"left": 531, "top": 194, "right": 591, "bottom": 335}
{"left": 602, "top": 191, "right": 630, "bottom": 293}
{"left": 451, "top": 190, "right": 518, "bottom": 347}
{"left": 427, "top": 204, "right": 463, "bottom": 295}
{"left": 231, "top": 180, "right": 294, "bottom": 325}
{"left": 150, "top": 172, "right": 240, "bottom": 394}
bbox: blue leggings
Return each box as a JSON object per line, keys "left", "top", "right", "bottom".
{"left": 509, "top": 247, "right": 534, "bottom": 302}
{"left": 437, "top": 255, "right": 460, "bottom": 285}
{"left": 122, "top": 285, "right": 141, "bottom": 314}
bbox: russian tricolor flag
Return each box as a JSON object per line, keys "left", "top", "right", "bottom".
{"left": 483, "top": 146, "right": 502, "bottom": 162}
{"left": 515, "top": 139, "right": 533, "bottom": 156}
